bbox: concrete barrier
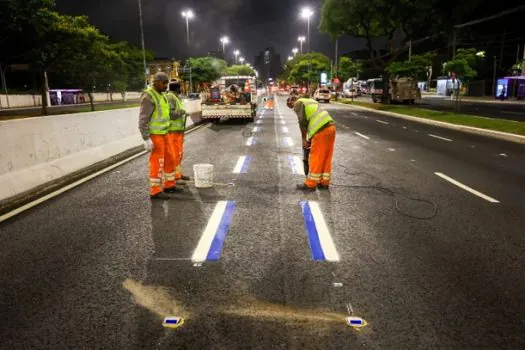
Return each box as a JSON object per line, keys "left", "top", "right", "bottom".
{"left": 0, "top": 92, "right": 142, "bottom": 109}
{"left": 0, "top": 99, "right": 202, "bottom": 214}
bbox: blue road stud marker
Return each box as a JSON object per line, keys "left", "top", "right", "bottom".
{"left": 163, "top": 316, "right": 184, "bottom": 329}
{"left": 345, "top": 316, "right": 367, "bottom": 328}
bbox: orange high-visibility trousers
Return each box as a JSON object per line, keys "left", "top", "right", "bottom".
{"left": 305, "top": 125, "right": 336, "bottom": 188}
{"left": 167, "top": 132, "right": 184, "bottom": 180}
{"left": 149, "top": 134, "right": 171, "bottom": 195}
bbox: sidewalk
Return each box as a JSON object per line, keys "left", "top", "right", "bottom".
{"left": 422, "top": 94, "right": 525, "bottom": 106}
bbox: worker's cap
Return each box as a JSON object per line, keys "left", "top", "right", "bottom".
{"left": 153, "top": 72, "right": 169, "bottom": 82}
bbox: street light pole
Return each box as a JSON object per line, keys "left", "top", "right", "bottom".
{"left": 298, "top": 36, "right": 305, "bottom": 53}
{"left": 493, "top": 56, "right": 497, "bottom": 97}
{"left": 137, "top": 0, "right": 148, "bottom": 88}
{"left": 220, "top": 36, "right": 229, "bottom": 56}
{"left": 181, "top": 10, "right": 194, "bottom": 52}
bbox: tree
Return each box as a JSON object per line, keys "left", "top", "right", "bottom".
{"left": 444, "top": 48, "right": 483, "bottom": 111}
{"left": 222, "top": 65, "right": 255, "bottom": 76}
{"left": 338, "top": 57, "right": 362, "bottom": 80}
{"left": 186, "top": 57, "right": 227, "bottom": 85}
{"left": 387, "top": 53, "right": 435, "bottom": 80}
{"left": 320, "top": 0, "right": 435, "bottom": 69}
{"left": 59, "top": 28, "right": 117, "bottom": 111}
{"left": 280, "top": 52, "right": 331, "bottom": 86}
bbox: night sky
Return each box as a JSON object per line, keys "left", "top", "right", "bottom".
{"left": 55, "top": 0, "right": 366, "bottom": 64}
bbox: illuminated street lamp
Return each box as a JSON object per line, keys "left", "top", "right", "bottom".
{"left": 239, "top": 56, "right": 245, "bottom": 64}
{"left": 234, "top": 50, "right": 240, "bottom": 63}
{"left": 298, "top": 36, "right": 306, "bottom": 53}
{"left": 181, "top": 10, "right": 194, "bottom": 47}
{"left": 288, "top": 56, "right": 293, "bottom": 61}
{"left": 220, "top": 36, "right": 230, "bottom": 53}
{"left": 292, "top": 48, "right": 299, "bottom": 56}
{"left": 301, "top": 7, "right": 314, "bottom": 53}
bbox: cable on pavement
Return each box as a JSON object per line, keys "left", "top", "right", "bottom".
{"left": 332, "top": 164, "right": 438, "bottom": 220}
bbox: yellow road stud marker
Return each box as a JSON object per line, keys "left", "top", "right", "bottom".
{"left": 345, "top": 316, "right": 367, "bottom": 328}
{"left": 163, "top": 316, "right": 184, "bottom": 329}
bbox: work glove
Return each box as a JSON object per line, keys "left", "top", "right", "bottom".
{"left": 144, "top": 139, "right": 154, "bottom": 152}
{"left": 302, "top": 139, "right": 310, "bottom": 150}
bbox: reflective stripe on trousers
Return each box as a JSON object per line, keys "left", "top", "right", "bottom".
{"left": 304, "top": 125, "right": 336, "bottom": 188}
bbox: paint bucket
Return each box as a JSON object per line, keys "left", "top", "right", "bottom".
{"left": 193, "top": 164, "right": 214, "bottom": 188}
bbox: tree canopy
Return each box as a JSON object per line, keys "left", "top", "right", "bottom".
{"left": 222, "top": 65, "right": 255, "bottom": 76}
{"left": 1, "top": 0, "right": 154, "bottom": 113}
{"left": 185, "top": 57, "right": 227, "bottom": 85}
{"left": 320, "top": 0, "right": 436, "bottom": 68}
{"left": 338, "top": 57, "right": 362, "bottom": 80}
{"left": 444, "top": 48, "right": 482, "bottom": 83}
{"left": 386, "top": 53, "right": 435, "bottom": 80}
{"left": 280, "top": 52, "right": 331, "bottom": 85}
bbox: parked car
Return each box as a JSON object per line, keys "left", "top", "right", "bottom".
{"left": 314, "top": 88, "right": 331, "bottom": 103}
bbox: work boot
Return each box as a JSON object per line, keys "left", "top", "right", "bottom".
{"left": 150, "top": 192, "right": 172, "bottom": 200}
{"left": 180, "top": 175, "right": 191, "bottom": 181}
{"left": 296, "top": 184, "right": 316, "bottom": 192}
{"left": 164, "top": 187, "right": 184, "bottom": 194}
{"left": 318, "top": 184, "right": 330, "bottom": 190}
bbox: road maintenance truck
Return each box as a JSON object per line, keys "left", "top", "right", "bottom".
{"left": 201, "top": 75, "right": 257, "bottom": 122}
{"left": 368, "top": 77, "right": 421, "bottom": 104}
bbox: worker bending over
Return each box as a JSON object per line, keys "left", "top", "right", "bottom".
{"left": 166, "top": 80, "right": 190, "bottom": 185}
{"left": 138, "top": 72, "right": 182, "bottom": 199}
{"left": 287, "top": 95, "right": 336, "bottom": 190}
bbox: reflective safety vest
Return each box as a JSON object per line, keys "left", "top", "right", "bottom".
{"left": 145, "top": 88, "right": 170, "bottom": 135}
{"left": 298, "top": 98, "right": 333, "bottom": 140}
{"left": 167, "top": 92, "right": 186, "bottom": 132}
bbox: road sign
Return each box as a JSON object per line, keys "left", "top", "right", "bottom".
{"left": 333, "top": 78, "right": 340, "bottom": 84}
{"left": 321, "top": 73, "right": 327, "bottom": 84}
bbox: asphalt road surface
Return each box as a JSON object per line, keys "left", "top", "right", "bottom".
{"left": 418, "top": 96, "right": 525, "bottom": 122}
{"left": 1, "top": 96, "right": 525, "bottom": 349}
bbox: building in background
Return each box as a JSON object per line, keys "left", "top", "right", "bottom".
{"left": 147, "top": 58, "right": 180, "bottom": 85}
{"left": 254, "top": 47, "right": 282, "bottom": 85}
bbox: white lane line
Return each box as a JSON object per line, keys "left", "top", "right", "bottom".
{"left": 402, "top": 126, "right": 408, "bottom": 130}
{"left": 309, "top": 201, "right": 340, "bottom": 262}
{"left": 253, "top": 126, "right": 260, "bottom": 132}
{"left": 435, "top": 172, "right": 500, "bottom": 203}
{"left": 0, "top": 151, "right": 146, "bottom": 223}
{"left": 246, "top": 137, "right": 255, "bottom": 146}
{"left": 256, "top": 120, "right": 263, "bottom": 124}
{"left": 376, "top": 120, "right": 389, "bottom": 125}
{"left": 191, "top": 201, "right": 228, "bottom": 262}
{"left": 233, "top": 156, "right": 247, "bottom": 173}
{"left": 428, "top": 134, "right": 453, "bottom": 142}
{"left": 499, "top": 153, "right": 508, "bottom": 157}
{"left": 354, "top": 132, "right": 370, "bottom": 140}
{"left": 388, "top": 148, "right": 395, "bottom": 152}
{"left": 282, "top": 126, "right": 289, "bottom": 133}
{"left": 284, "top": 137, "right": 294, "bottom": 146}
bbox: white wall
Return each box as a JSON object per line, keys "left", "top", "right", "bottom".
{"left": 0, "top": 100, "right": 202, "bottom": 204}
{"left": 0, "top": 92, "right": 142, "bottom": 109}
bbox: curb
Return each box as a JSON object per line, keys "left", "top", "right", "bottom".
{"left": 333, "top": 102, "right": 525, "bottom": 145}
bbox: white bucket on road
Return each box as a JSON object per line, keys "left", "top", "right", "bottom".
{"left": 193, "top": 164, "right": 214, "bottom": 188}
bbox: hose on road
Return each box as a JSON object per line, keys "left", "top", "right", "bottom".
{"left": 332, "top": 164, "right": 438, "bottom": 220}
